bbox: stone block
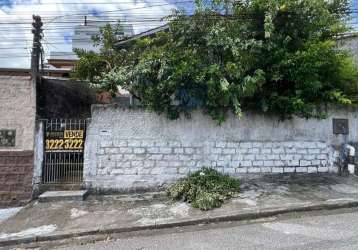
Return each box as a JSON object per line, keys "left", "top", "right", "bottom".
{"left": 264, "top": 160, "right": 274, "bottom": 167}
{"left": 255, "top": 154, "right": 266, "bottom": 160}
{"left": 227, "top": 142, "right": 238, "bottom": 148}
{"left": 111, "top": 169, "right": 124, "bottom": 175}
{"left": 164, "top": 155, "right": 180, "bottom": 161}
{"left": 315, "top": 142, "right": 326, "bottom": 148}
{"left": 223, "top": 148, "right": 236, "bottom": 154}
{"left": 113, "top": 140, "right": 127, "bottom": 147}
{"left": 105, "top": 148, "right": 120, "bottom": 154}
{"left": 252, "top": 161, "right": 264, "bottom": 167}
{"left": 143, "top": 161, "right": 155, "bottom": 168}
{"left": 296, "top": 167, "right": 308, "bottom": 173}
{"left": 149, "top": 154, "right": 163, "bottom": 160}
{"left": 243, "top": 154, "right": 255, "bottom": 161}
{"left": 252, "top": 142, "right": 263, "bottom": 148}
{"left": 273, "top": 160, "right": 285, "bottom": 167}
{"left": 308, "top": 167, "right": 318, "bottom": 173}
{"left": 311, "top": 160, "right": 320, "bottom": 166}
{"left": 261, "top": 148, "right": 272, "bottom": 154}
{"left": 261, "top": 167, "right": 272, "bottom": 173}
{"left": 232, "top": 155, "right": 243, "bottom": 161}
{"left": 122, "top": 154, "right": 136, "bottom": 160}
{"left": 288, "top": 160, "right": 300, "bottom": 166}
{"left": 178, "top": 167, "right": 189, "bottom": 174}
{"left": 131, "top": 161, "right": 143, "bottom": 168}
{"left": 168, "top": 141, "right": 181, "bottom": 147}
{"left": 147, "top": 147, "right": 159, "bottom": 154}
{"left": 218, "top": 155, "right": 231, "bottom": 162}
{"left": 124, "top": 168, "right": 138, "bottom": 175}
{"left": 248, "top": 148, "right": 260, "bottom": 154}
{"left": 100, "top": 140, "right": 113, "bottom": 148}
{"left": 119, "top": 147, "right": 133, "bottom": 154}
{"left": 240, "top": 161, "right": 252, "bottom": 167}
{"left": 116, "top": 161, "right": 130, "bottom": 168}
{"left": 128, "top": 140, "right": 141, "bottom": 147}
{"left": 308, "top": 149, "right": 320, "bottom": 154}
{"left": 272, "top": 167, "right": 284, "bottom": 173}
{"left": 184, "top": 148, "right": 195, "bottom": 154}
{"left": 141, "top": 141, "right": 155, "bottom": 147}
{"left": 280, "top": 154, "right": 294, "bottom": 161}
{"left": 248, "top": 167, "right": 261, "bottom": 173}
{"left": 155, "top": 141, "right": 168, "bottom": 147}
{"left": 236, "top": 148, "right": 248, "bottom": 154}
{"left": 303, "top": 154, "right": 315, "bottom": 161}
{"left": 236, "top": 167, "right": 248, "bottom": 174}
{"left": 211, "top": 148, "right": 222, "bottom": 154}
{"left": 174, "top": 148, "right": 184, "bottom": 154}
{"left": 133, "top": 148, "right": 146, "bottom": 154}
{"left": 300, "top": 160, "right": 311, "bottom": 166}
{"left": 272, "top": 148, "right": 284, "bottom": 154}
{"left": 159, "top": 147, "right": 172, "bottom": 154}
{"left": 240, "top": 142, "right": 252, "bottom": 148}
{"left": 297, "top": 149, "right": 307, "bottom": 154}
{"left": 318, "top": 166, "right": 329, "bottom": 173}
{"left": 317, "top": 154, "right": 327, "bottom": 160}
{"left": 179, "top": 155, "right": 192, "bottom": 161}
{"left": 285, "top": 148, "right": 296, "bottom": 154}
{"left": 284, "top": 167, "right": 295, "bottom": 173}
{"left": 216, "top": 141, "right": 227, "bottom": 148}
{"left": 186, "top": 161, "right": 197, "bottom": 167}
{"left": 266, "top": 154, "right": 279, "bottom": 160}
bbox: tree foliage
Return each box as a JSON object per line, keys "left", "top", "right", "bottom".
{"left": 73, "top": 0, "right": 358, "bottom": 122}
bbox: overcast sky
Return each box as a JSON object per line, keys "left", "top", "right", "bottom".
{"left": 0, "top": 0, "right": 195, "bottom": 68}
{"left": 0, "top": 0, "right": 357, "bottom": 69}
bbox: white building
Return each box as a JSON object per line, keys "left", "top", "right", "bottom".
{"left": 46, "top": 19, "right": 134, "bottom": 69}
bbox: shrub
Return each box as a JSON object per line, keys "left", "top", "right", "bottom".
{"left": 167, "top": 167, "right": 240, "bottom": 210}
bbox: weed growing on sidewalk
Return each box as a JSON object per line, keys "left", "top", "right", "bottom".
{"left": 167, "top": 167, "right": 240, "bottom": 210}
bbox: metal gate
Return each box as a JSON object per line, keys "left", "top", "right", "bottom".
{"left": 42, "top": 119, "right": 87, "bottom": 184}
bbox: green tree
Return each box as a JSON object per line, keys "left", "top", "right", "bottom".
{"left": 73, "top": 0, "right": 358, "bottom": 122}
{"left": 72, "top": 23, "right": 128, "bottom": 96}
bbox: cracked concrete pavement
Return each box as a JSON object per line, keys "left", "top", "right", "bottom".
{"left": 2, "top": 174, "right": 358, "bottom": 246}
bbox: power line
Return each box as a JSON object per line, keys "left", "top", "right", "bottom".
{"left": 0, "top": 1, "right": 193, "bottom": 6}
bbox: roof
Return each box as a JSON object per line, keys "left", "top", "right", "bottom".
{"left": 49, "top": 51, "right": 79, "bottom": 61}
{"left": 116, "top": 24, "right": 169, "bottom": 46}
{"left": 0, "top": 67, "right": 72, "bottom": 74}
{"left": 0, "top": 75, "right": 31, "bottom": 81}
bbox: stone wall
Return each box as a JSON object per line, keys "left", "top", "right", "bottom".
{"left": 0, "top": 76, "right": 36, "bottom": 207}
{"left": 84, "top": 105, "right": 356, "bottom": 192}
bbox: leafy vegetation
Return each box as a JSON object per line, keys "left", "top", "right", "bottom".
{"left": 167, "top": 167, "right": 240, "bottom": 210}
{"left": 73, "top": 0, "right": 358, "bottom": 122}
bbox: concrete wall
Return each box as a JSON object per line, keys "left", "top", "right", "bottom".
{"left": 0, "top": 76, "right": 36, "bottom": 207}
{"left": 339, "top": 35, "right": 358, "bottom": 61}
{"left": 0, "top": 76, "right": 36, "bottom": 151}
{"left": 84, "top": 105, "right": 358, "bottom": 192}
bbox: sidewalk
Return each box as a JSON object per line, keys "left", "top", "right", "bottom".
{"left": 2, "top": 174, "right": 358, "bottom": 246}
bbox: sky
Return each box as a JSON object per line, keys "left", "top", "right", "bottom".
{"left": 0, "top": 0, "right": 195, "bottom": 68}
{"left": 0, "top": 0, "right": 358, "bottom": 69}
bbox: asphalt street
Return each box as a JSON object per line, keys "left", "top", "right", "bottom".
{"left": 37, "top": 208, "right": 358, "bottom": 250}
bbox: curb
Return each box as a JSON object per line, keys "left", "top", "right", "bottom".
{"left": 1, "top": 200, "right": 358, "bottom": 247}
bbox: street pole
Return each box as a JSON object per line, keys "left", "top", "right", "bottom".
{"left": 31, "top": 15, "right": 43, "bottom": 80}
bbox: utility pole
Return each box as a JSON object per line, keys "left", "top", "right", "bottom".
{"left": 31, "top": 15, "right": 43, "bottom": 80}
